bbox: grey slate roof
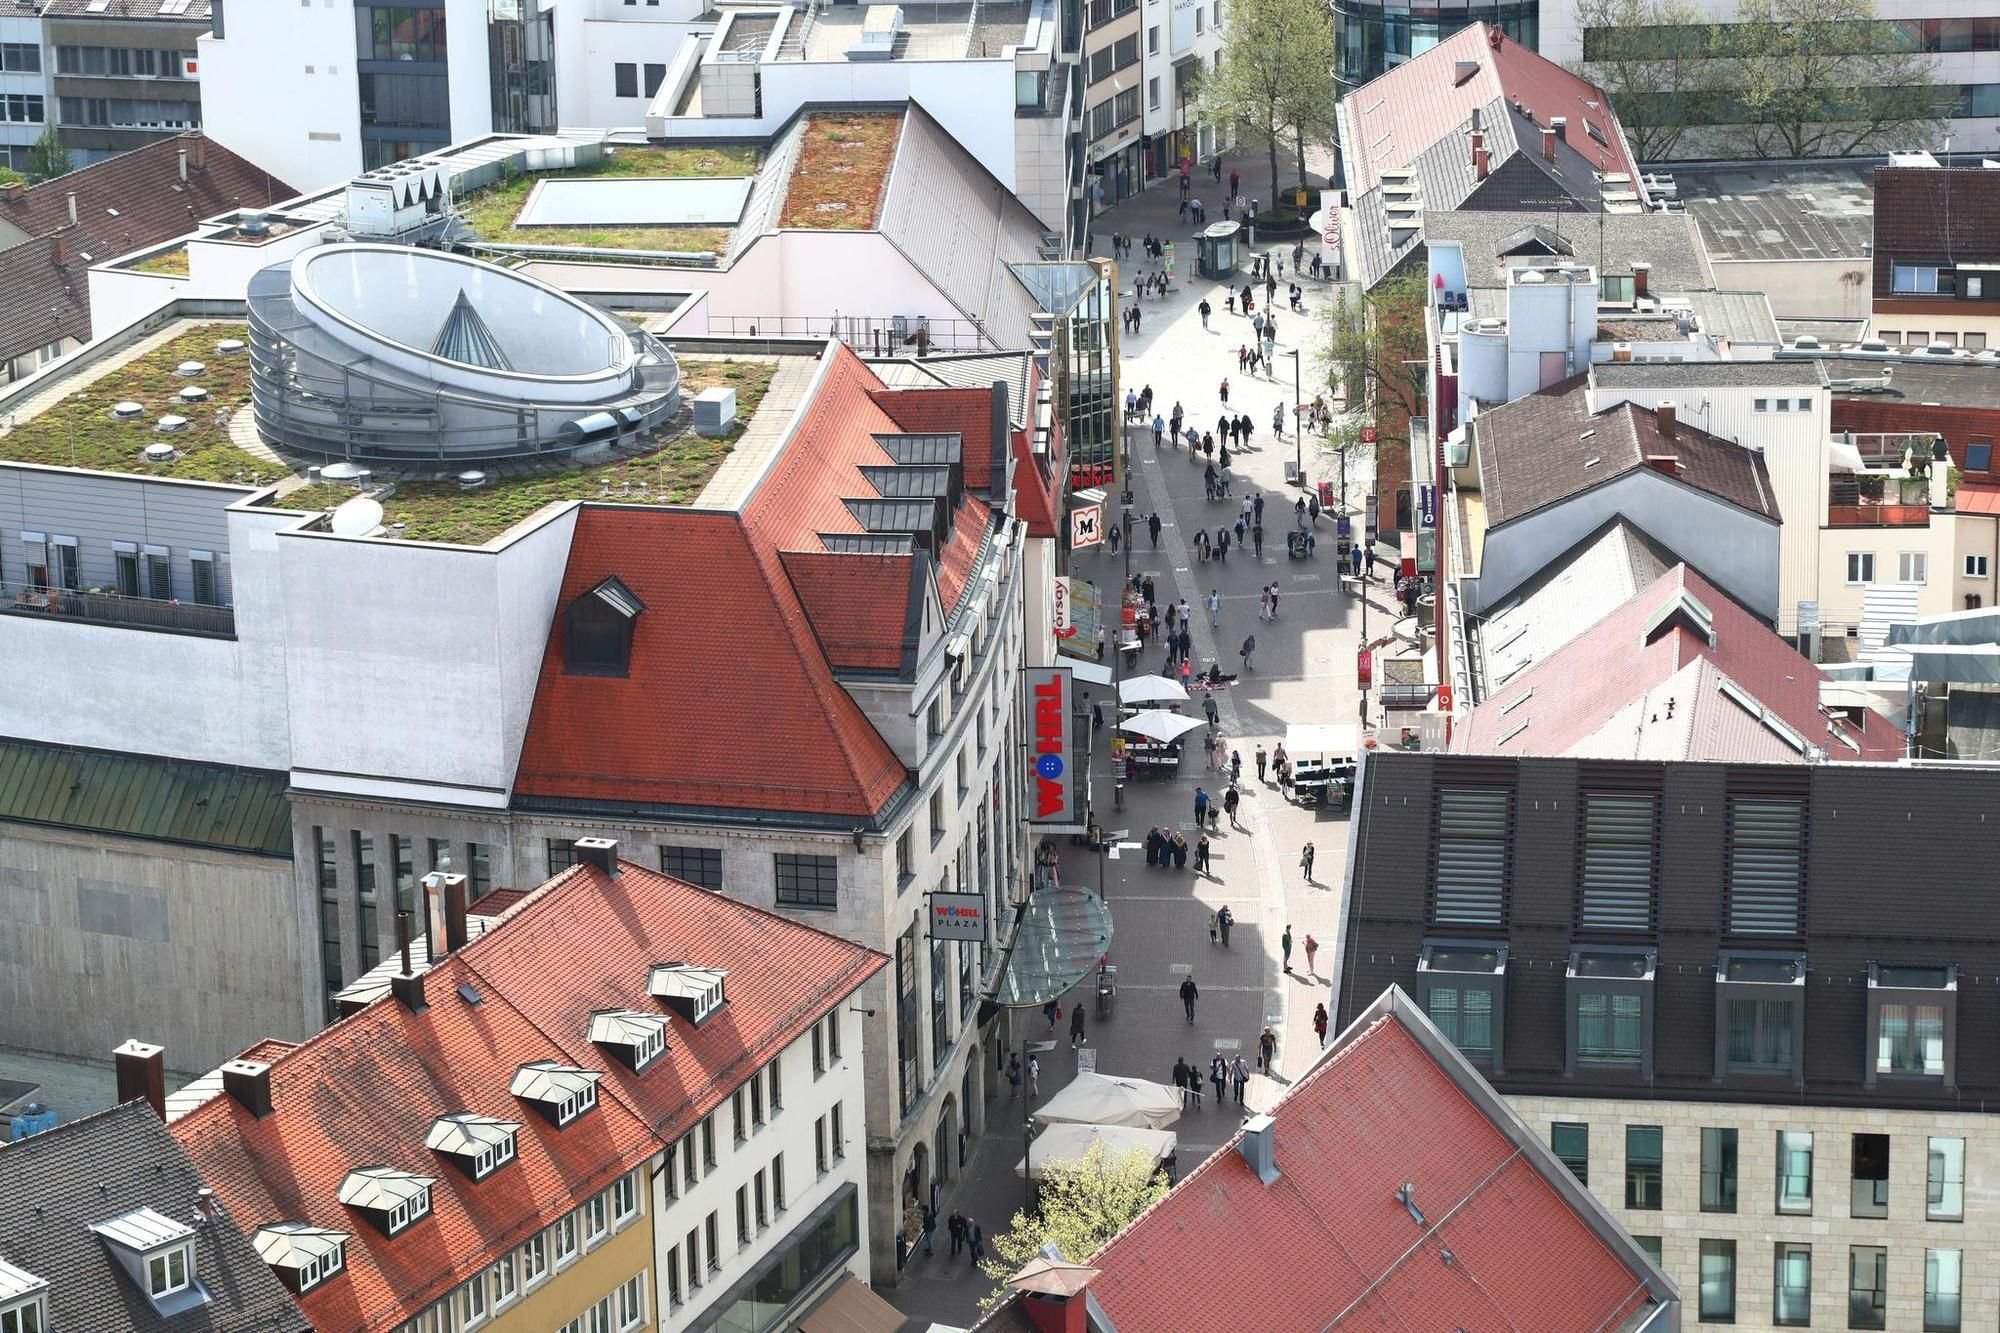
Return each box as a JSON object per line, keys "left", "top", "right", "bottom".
{"left": 1674, "top": 160, "right": 1873, "bottom": 262}
{"left": 0, "top": 1101, "right": 309, "bottom": 1333}
{"left": 1592, "top": 359, "right": 1827, "bottom": 390}
{"left": 1421, "top": 208, "right": 1715, "bottom": 293}
{"left": 1821, "top": 357, "right": 2000, "bottom": 410}
{"left": 1677, "top": 290, "right": 1780, "bottom": 346}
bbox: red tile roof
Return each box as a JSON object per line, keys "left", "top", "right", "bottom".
{"left": 171, "top": 859, "right": 884, "bottom": 1333}
{"left": 1341, "top": 23, "right": 1638, "bottom": 207}
{"left": 1086, "top": 992, "right": 1671, "bottom": 1331}
{"left": 512, "top": 508, "right": 909, "bottom": 817}
{"left": 1455, "top": 564, "right": 1900, "bottom": 762}
{"left": 781, "top": 548, "right": 918, "bottom": 671}
{"left": 870, "top": 385, "right": 996, "bottom": 491}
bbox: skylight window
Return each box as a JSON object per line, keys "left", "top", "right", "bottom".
{"left": 649, "top": 963, "right": 728, "bottom": 1026}
{"left": 590, "top": 1009, "right": 670, "bottom": 1072}
{"left": 426, "top": 1113, "right": 522, "bottom": 1182}
{"left": 338, "top": 1166, "right": 437, "bottom": 1237}
{"left": 252, "top": 1223, "right": 350, "bottom": 1296}
{"left": 511, "top": 1061, "right": 603, "bottom": 1128}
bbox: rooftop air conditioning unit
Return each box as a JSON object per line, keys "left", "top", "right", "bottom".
{"left": 693, "top": 387, "right": 737, "bottom": 437}
{"left": 848, "top": 4, "right": 902, "bottom": 59}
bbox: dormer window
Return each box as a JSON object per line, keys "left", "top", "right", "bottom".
{"left": 338, "top": 1166, "right": 437, "bottom": 1238}
{"left": 427, "top": 1113, "right": 522, "bottom": 1181}
{"left": 89, "top": 1207, "right": 205, "bottom": 1313}
{"left": 252, "top": 1223, "right": 350, "bottom": 1296}
{"left": 0, "top": 1258, "right": 48, "bottom": 1333}
{"left": 649, "top": 963, "right": 728, "bottom": 1027}
{"left": 511, "top": 1061, "right": 602, "bottom": 1128}
{"left": 565, "top": 575, "right": 644, "bottom": 677}
{"left": 590, "top": 1009, "right": 669, "bottom": 1072}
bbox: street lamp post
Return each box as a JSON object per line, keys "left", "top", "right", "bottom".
{"left": 1286, "top": 348, "right": 1301, "bottom": 483}
{"left": 1021, "top": 1036, "right": 1058, "bottom": 1212}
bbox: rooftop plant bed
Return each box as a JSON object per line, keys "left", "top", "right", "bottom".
{"left": 347, "top": 359, "right": 777, "bottom": 545}
{"left": 458, "top": 144, "right": 759, "bottom": 256}
{"left": 0, "top": 326, "right": 279, "bottom": 484}
{"left": 127, "top": 247, "right": 189, "bottom": 276}
{"left": 779, "top": 113, "right": 899, "bottom": 231}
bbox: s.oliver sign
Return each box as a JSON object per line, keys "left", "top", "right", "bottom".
{"left": 1027, "top": 666, "right": 1078, "bottom": 826}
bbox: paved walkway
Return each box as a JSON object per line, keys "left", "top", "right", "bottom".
{"left": 886, "top": 141, "right": 1386, "bottom": 1331}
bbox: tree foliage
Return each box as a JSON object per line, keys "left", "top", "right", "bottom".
{"left": 1571, "top": 0, "right": 1710, "bottom": 162}
{"left": 976, "top": 1143, "right": 1169, "bottom": 1310}
{"left": 1198, "top": 0, "right": 1336, "bottom": 203}
{"left": 26, "top": 124, "right": 71, "bottom": 184}
{"left": 1316, "top": 268, "right": 1426, "bottom": 424}
{"left": 1725, "top": 0, "right": 1945, "bottom": 158}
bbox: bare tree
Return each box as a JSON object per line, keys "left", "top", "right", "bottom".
{"left": 1726, "top": 0, "right": 1946, "bottom": 158}
{"left": 1570, "top": 0, "right": 1710, "bottom": 162}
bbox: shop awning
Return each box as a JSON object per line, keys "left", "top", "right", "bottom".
{"left": 996, "top": 886, "right": 1114, "bottom": 1008}
{"left": 796, "top": 1275, "right": 904, "bottom": 1333}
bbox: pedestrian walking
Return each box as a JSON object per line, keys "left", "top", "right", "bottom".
{"left": 1313, "top": 1003, "right": 1330, "bottom": 1049}
{"left": 1070, "top": 1002, "right": 1087, "bottom": 1049}
{"left": 1198, "top": 298, "right": 1211, "bottom": 330}
{"left": 1109, "top": 524, "right": 1120, "bottom": 555}
{"left": 1210, "top": 1053, "right": 1228, "bottom": 1106}
{"left": 1258, "top": 586, "right": 1270, "bottom": 620}
{"left": 1028, "top": 1052, "right": 1040, "bottom": 1101}
{"left": 1231, "top": 1054, "right": 1250, "bottom": 1104}
{"left": 1219, "top": 376, "right": 1230, "bottom": 405}
{"left": 1229, "top": 169, "right": 1240, "bottom": 196}
{"left": 921, "top": 1204, "right": 936, "bottom": 1255}
{"left": 1255, "top": 743, "right": 1268, "bottom": 782}
{"left": 1301, "top": 840, "right": 1316, "bottom": 882}
{"left": 969, "top": 1219, "right": 985, "bottom": 1265}
{"left": 1203, "top": 695, "right": 1219, "bottom": 726}
{"left": 1241, "top": 633, "right": 1257, "bottom": 671}
{"left": 949, "top": 1209, "right": 967, "bottom": 1257}
{"left": 1281, "top": 924, "right": 1294, "bottom": 973}
{"left": 1007, "top": 1052, "right": 1022, "bottom": 1098}
{"left": 1223, "top": 784, "right": 1240, "bottom": 827}
{"left": 1148, "top": 512, "right": 1162, "bottom": 546}
{"left": 1172, "top": 1056, "right": 1193, "bottom": 1107}
{"left": 1217, "top": 903, "right": 1233, "bottom": 945}
{"left": 1208, "top": 910, "right": 1219, "bottom": 945}
{"left": 1152, "top": 413, "right": 1165, "bottom": 447}
{"left": 1268, "top": 583, "right": 1280, "bottom": 618}
{"left": 1253, "top": 493, "right": 1265, "bottom": 525}
{"left": 1043, "top": 997, "right": 1059, "bottom": 1029}
{"left": 1207, "top": 589, "right": 1221, "bottom": 627}
{"left": 1194, "top": 832, "right": 1211, "bottom": 874}
{"left": 1193, "top": 786, "right": 1210, "bottom": 824}
{"left": 1233, "top": 515, "right": 1246, "bottom": 546}
{"left": 1303, "top": 932, "right": 1320, "bottom": 979}
{"left": 1180, "top": 975, "right": 1199, "bottom": 1023}
{"left": 1259, "top": 1026, "right": 1278, "bottom": 1071}
{"left": 1229, "top": 749, "right": 1242, "bottom": 784}
{"left": 1253, "top": 523, "right": 1264, "bottom": 558}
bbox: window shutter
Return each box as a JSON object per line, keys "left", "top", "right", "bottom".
{"left": 1726, "top": 797, "right": 1805, "bottom": 935}
{"left": 1431, "top": 788, "right": 1510, "bottom": 926}
{"left": 1578, "top": 792, "right": 1657, "bottom": 930}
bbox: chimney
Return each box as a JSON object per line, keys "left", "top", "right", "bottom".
{"left": 52, "top": 231, "right": 70, "bottom": 265}
{"left": 1656, "top": 401, "right": 1677, "bottom": 440}
{"left": 1237, "top": 1112, "right": 1281, "bottom": 1184}
{"left": 1452, "top": 59, "right": 1479, "bottom": 86}
{"left": 1021, "top": 1291, "right": 1088, "bottom": 1333}
{"left": 573, "top": 836, "right": 620, "bottom": 876}
{"left": 0, "top": 181, "right": 20, "bottom": 203}
{"left": 114, "top": 1039, "right": 166, "bottom": 1120}
{"left": 177, "top": 147, "right": 188, "bottom": 184}
{"left": 1632, "top": 261, "right": 1650, "bottom": 297}
{"left": 1471, "top": 133, "right": 1489, "bottom": 181}
{"left": 424, "top": 871, "right": 470, "bottom": 956}
{"left": 1469, "top": 105, "right": 1482, "bottom": 133}
{"left": 220, "top": 1059, "right": 273, "bottom": 1118}
{"left": 191, "top": 135, "right": 206, "bottom": 171}
{"left": 1551, "top": 115, "right": 1568, "bottom": 145}
{"left": 64, "top": 191, "right": 76, "bottom": 226}
{"left": 1542, "top": 126, "right": 1557, "bottom": 161}
{"left": 390, "top": 910, "right": 426, "bottom": 1012}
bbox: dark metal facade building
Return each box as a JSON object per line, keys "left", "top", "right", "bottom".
{"left": 1337, "top": 751, "right": 2000, "bottom": 1113}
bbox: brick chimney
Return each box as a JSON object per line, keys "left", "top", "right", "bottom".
{"left": 1541, "top": 126, "right": 1556, "bottom": 161}
{"left": 1656, "top": 400, "right": 1677, "bottom": 441}
{"left": 1632, "top": 261, "right": 1650, "bottom": 297}
{"left": 1470, "top": 131, "right": 1486, "bottom": 179}
{"left": 390, "top": 910, "right": 427, "bottom": 1013}
{"left": 51, "top": 231, "right": 70, "bottom": 265}
{"left": 1021, "top": 1291, "right": 1088, "bottom": 1333}
{"left": 191, "top": 135, "right": 206, "bottom": 171}
{"left": 114, "top": 1039, "right": 166, "bottom": 1119}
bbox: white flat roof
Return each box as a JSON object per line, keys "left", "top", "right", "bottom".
{"left": 517, "top": 176, "right": 754, "bottom": 227}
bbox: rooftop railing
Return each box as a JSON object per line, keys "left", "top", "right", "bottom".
{"left": 2, "top": 586, "right": 235, "bottom": 638}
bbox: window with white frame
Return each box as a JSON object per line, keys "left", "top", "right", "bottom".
{"left": 612, "top": 1171, "right": 640, "bottom": 1224}
{"left": 667, "top": 1241, "right": 684, "bottom": 1306}
{"left": 831, "top": 1101, "right": 845, "bottom": 1158}
{"left": 488, "top": 1254, "right": 517, "bottom": 1308}
{"left": 1893, "top": 264, "right": 1941, "bottom": 294}
{"left": 1847, "top": 552, "right": 1876, "bottom": 585}
{"left": 1900, "top": 552, "right": 1929, "bottom": 584}
{"left": 520, "top": 1232, "right": 549, "bottom": 1286}
{"left": 816, "top": 1114, "right": 829, "bottom": 1174}
{"left": 1754, "top": 398, "right": 1769, "bottom": 412}
{"left": 1967, "top": 555, "right": 1989, "bottom": 579}
{"left": 617, "top": 1274, "right": 646, "bottom": 1330}
{"left": 584, "top": 1193, "right": 610, "bottom": 1245}
{"left": 768, "top": 1058, "right": 782, "bottom": 1111}
{"left": 552, "top": 1213, "right": 579, "bottom": 1267}
{"left": 458, "top": 1277, "right": 488, "bottom": 1328}
{"left": 147, "top": 1244, "right": 193, "bottom": 1297}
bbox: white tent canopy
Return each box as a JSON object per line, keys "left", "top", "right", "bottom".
{"left": 1119, "top": 676, "right": 1189, "bottom": 705}
{"left": 1118, "top": 711, "right": 1206, "bottom": 743}
{"left": 1014, "top": 1122, "right": 1179, "bottom": 1180}
{"left": 1285, "top": 723, "right": 1360, "bottom": 758}
{"left": 1035, "top": 1072, "right": 1183, "bottom": 1130}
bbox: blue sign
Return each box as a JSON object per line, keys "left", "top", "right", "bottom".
{"left": 1336, "top": 516, "right": 1352, "bottom": 537}
{"left": 1419, "top": 484, "right": 1438, "bottom": 530}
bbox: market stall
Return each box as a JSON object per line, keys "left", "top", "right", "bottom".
{"left": 1015, "top": 1122, "right": 1180, "bottom": 1181}
{"left": 1035, "top": 1072, "right": 1184, "bottom": 1130}
{"left": 1287, "top": 722, "right": 1359, "bottom": 810}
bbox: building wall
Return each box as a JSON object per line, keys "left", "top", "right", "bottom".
{"left": 0, "top": 820, "right": 306, "bottom": 1074}
{"left": 196, "top": 0, "right": 363, "bottom": 187}
{"left": 655, "top": 1023, "right": 870, "bottom": 1327}
{"left": 1706, "top": 259, "right": 1872, "bottom": 323}
{"left": 0, "top": 462, "right": 242, "bottom": 602}
{"left": 490, "top": 1173, "right": 655, "bottom": 1333}
{"left": 0, "top": 12, "right": 49, "bottom": 172}
{"left": 1869, "top": 303, "right": 2000, "bottom": 353}
{"left": 45, "top": 15, "right": 205, "bottom": 166}
{"left": 1469, "top": 468, "right": 1781, "bottom": 620}
{"left": 1513, "top": 1094, "right": 1999, "bottom": 1333}
{"left": 561, "top": 17, "right": 707, "bottom": 133}
{"left": 1816, "top": 517, "right": 1957, "bottom": 629}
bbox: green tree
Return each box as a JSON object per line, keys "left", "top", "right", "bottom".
{"left": 1570, "top": 0, "right": 1712, "bottom": 162}
{"left": 26, "top": 124, "right": 71, "bottom": 184}
{"left": 0, "top": 166, "right": 23, "bottom": 187}
{"left": 976, "top": 1143, "right": 1168, "bottom": 1310}
{"left": 1316, "top": 268, "right": 1426, "bottom": 425}
{"left": 1725, "top": 0, "right": 1946, "bottom": 158}
{"left": 1198, "top": 0, "right": 1337, "bottom": 205}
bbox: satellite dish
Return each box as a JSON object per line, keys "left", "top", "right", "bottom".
{"left": 330, "top": 495, "right": 384, "bottom": 537}
{"left": 320, "top": 461, "right": 363, "bottom": 481}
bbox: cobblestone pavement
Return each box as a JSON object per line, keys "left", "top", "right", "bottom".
{"left": 886, "top": 141, "right": 1391, "bottom": 1331}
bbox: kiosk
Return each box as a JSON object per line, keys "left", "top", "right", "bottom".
{"left": 1196, "top": 220, "right": 1242, "bottom": 280}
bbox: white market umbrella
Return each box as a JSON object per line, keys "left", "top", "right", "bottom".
{"left": 1036, "top": 1072, "right": 1183, "bottom": 1130}
{"left": 1119, "top": 676, "right": 1190, "bottom": 706}
{"left": 1014, "top": 1123, "right": 1179, "bottom": 1180}
{"left": 1118, "top": 711, "right": 1206, "bottom": 743}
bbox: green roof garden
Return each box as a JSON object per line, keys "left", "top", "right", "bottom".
{"left": 458, "top": 143, "right": 760, "bottom": 257}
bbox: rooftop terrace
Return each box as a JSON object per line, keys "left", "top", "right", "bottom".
{"left": 456, "top": 142, "right": 760, "bottom": 256}
{"left": 784, "top": 1, "right": 1028, "bottom": 61}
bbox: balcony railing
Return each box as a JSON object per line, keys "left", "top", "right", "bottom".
{"left": 704, "top": 315, "right": 996, "bottom": 354}
{"left": 1826, "top": 503, "right": 1931, "bottom": 528}
{"left": 2, "top": 586, "right": 235, "bottom": 637}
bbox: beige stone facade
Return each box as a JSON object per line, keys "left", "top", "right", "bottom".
{"left": 1512, "top": 1095, "right": 1996, "bottom": 1332}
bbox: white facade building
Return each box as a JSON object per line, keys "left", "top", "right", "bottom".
{"left": 0, "top": 11, "right": 47, "bottom": 175}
